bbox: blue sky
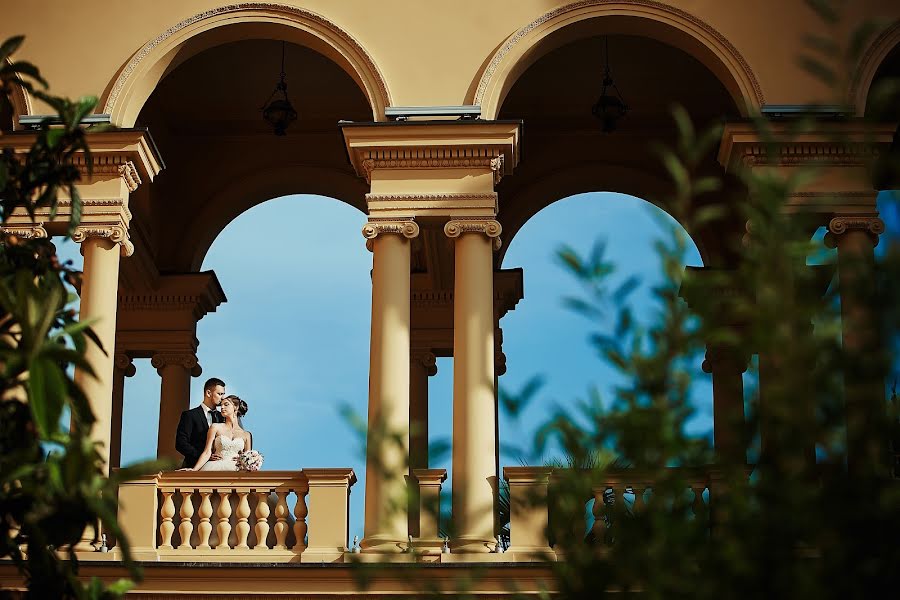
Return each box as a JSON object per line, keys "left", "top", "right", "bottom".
{"left": 56, "top": 189, "right": 898, "bottom": 541}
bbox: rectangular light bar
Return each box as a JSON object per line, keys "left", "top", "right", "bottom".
{"left": 385, "top": 105, "right": 481, "bottom": 120}
{"left": 18, "top": 114, "right": 113, "bottom": 128}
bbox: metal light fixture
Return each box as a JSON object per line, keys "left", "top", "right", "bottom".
{"left": 260, "top": 41, "right": 297, "bottom": 136}
{"left": 591, "top": 36, "right": 628, "bottom": 133}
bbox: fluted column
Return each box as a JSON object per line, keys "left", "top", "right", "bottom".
{"left": 72, "top": 228, "right": 133, "bottom": 473}
{"left": 702, "top": 346, "right": 747, "bottom": 464}
{"left": 445, "top": 219, "right": 502, "bottom": 553}
{"left": 360, "top": 219, "right": 420, "bottom": 552}
{"left": 111, "top": 353, "right": 136, "bottom": 470}
{"left": 825, "top": 215, "right": 886, "bottom": 474}
{"left": 152, "top": 352, "right": 200, "bottom": 461}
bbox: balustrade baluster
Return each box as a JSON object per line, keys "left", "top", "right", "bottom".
{"left": 632, "top": 487, "right": 645, "bottom": 513}
{"left": 197, "top": 490, "right": 213, "bottom": 550}
{"left": 292, "top": 488, "right": 308, "bottom": 551}
{"left": 177, "top": 490, "right": 195, "bottom": 550}
{"left": 591, "top": 487, "right": 607, "bottom": 544}
{"left": 273, "top": 491, "right": 289, "bottom": 549}
{"left": 215, "top": 490, "right": 232, "bottom": 551}
{"left": 235, "top": 489, "right": 251, "bottom": 549}
{"left": 159, "top": 490, "right": 175, "bottom": 549}
{"left": 254, "top": 490, "right": 271, "bottom": 550}
{"left": 691, "top": 485, "right": 706, "bottom": 519}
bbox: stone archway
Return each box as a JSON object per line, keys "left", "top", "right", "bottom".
{"left": 100, "top": 2, "right": 392, "bottom": 126}
{"left": 472, "top": 0, "right": 764, "bottom": 119}
{"left": 851, "top": 19, "right": 900, "bottom": 116}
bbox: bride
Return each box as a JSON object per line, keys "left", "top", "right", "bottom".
{"left": 189, "top": 395, "right": 252, "bottom": 472}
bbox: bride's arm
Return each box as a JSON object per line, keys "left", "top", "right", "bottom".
{"left": 243, "top": 431, "right": 252, "bottom": 452}
{"left": 190, "top": 425, "right": 220, "bottom": 471}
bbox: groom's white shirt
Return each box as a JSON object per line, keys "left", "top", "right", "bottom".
{"left": 200, "top": 403, "right": 217, "bottom": 426}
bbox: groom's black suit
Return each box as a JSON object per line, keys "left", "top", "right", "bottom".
{"left": 175, "top": 405, "right": 224, "bottom": 468}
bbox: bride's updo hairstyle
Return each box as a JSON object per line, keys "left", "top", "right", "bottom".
{"left": 225, "top": 395, "right": 248, "bottom": 418}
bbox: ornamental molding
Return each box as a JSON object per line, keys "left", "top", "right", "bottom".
{"left": 70, "top": 156, "right": 142, "bottom": 191}
{"left": 361, "top": 219, "right": 420, "bottom": 251}
{"left": 736, "top": 143, "right": 882, "bottom": 167}
{"left": 71, "top": 225, "right": 134, "bottom": 257}
{"left": 0, "top": 224, "right": 48, "bottom": 239}
{"left": 827, "top": 216, "right": 885, "bottom": 237}
{"left": 366, "top": 192, "right": 498, "bottom": 204}
{"left": 444, "top": 219, "right": 503, "bottom": 250}
{"left": 103, "top": 2, "right": 391, "bottom": 118}
{"left": 114, "top": 353, "right": 137, "bottom": 377}
{"left": 850, "top": 19, "right": 900, "bottom": 112}
{"left": 151, "top": 352, "right": 199, "bottom": 373}
{"left": 474, "top": 0, "right": 764, "bottom": 112}
{"left": 360, "top": 153, "right": 506, "bottom": 184}
{"left": 410, "top": 350, "right": 438, "bottom": 376}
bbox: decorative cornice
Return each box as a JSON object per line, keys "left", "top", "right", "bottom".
{"left": 444, "top": 219, "right": 502, "bottom": 250}
{"left": 361, "top": 219, "right": 420, "bottom": 251}
{"left": 0, "top": 224, "right": 48, "bottom": 239}
{"left": 114, "top": 353, "right": 137, "bottom": 377}
{"left": 474, "top": 0, "right": 764, "bottom": 111}
{"left": 360, "top": 155, "right": 506, "bottom": 185}
{"left": 72, "top": 225, "right": 134, "bottom": 257}
{"left": 151, "top": 352, "right": 199, "bottom": 373}
{"left": 738, "top": 143, "right": 882, "bottom": 167}
{"left": 68, "top": 155, "right": 142, "bottom": 191}
{"left": 103, "top": 2, "right": 391, "bottom": 118}
{"left": 366, "top": 192, "right": 498, "bottom": 207}
{"left": 410, "top": 350, "right": 438, "bottom": 376}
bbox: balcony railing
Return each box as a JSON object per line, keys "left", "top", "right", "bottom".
{"left": 116, "top": 468, "right": 355, "bottom": 563}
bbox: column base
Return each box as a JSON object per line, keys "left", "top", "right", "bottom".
{"left": 449, "top": 535, "right": 496, "bottom": 554}
{"left": 359, "top": 534, "right": 407, "bottom": 553}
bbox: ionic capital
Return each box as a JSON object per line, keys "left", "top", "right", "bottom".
{"left": 114, "top": 353, "right": 137, "bottom": 378}
{"left": 411, "top": 350, "right": 438, "bottom": 376}
{"left": 151, "top": 352, "right": 199, "bottom": 375}
{"left": 72, "top": 224, "right": 134, "bottom": 257}
{"left": 361, "top": 219, "right": 420, "bottom": 252}
{"left": 0, "top": 224, "right": 48, "bottom": 240}
{"left": 701, "top": 347, "right": 748, "bottom": 375}
{"left": 444, "top": 219, "right": 502, "bottom": 250}
{"left": 825, "top": 216, "right": 885, "bottom": 248}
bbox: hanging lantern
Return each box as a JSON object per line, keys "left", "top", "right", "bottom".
{"left": 261, "top": 41, "right": 298, "bottom": 136}
{"left": 591, "top": 36, "right": 628, "bottom": 133}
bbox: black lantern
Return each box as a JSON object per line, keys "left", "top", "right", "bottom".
{"left": 591, "top": 36, "right": 628, "bottom": 133}
{"left": 261, "top": 41, "right": 297, "bottom": 136}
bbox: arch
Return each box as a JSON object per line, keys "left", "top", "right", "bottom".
{"left": 498, "top": 162, "right": 709, "bottom": 265}
{"left": 850, "top": 19, "right": 900, "bottom": 116}
{"left": 101, "top": 3, "right": 392, "bottom": 126}
{"left": 2, "top": 57, "right": 33, "bottom": 129}
{"left": 182, "top": 165, "right": 367, "bottom": 271}
{"left": 473, "top": 0, "right": 764, "bottom": 119}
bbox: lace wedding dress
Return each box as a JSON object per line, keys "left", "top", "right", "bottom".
{"left": 199, "top": 434, "right": 243, "bottom": 471}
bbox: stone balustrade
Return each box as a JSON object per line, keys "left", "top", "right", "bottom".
{"left": 116, "top": 468, "right": 355, "bottom": 563}
{"left": 504, "top": 466, "right": 753, "bottom": 558}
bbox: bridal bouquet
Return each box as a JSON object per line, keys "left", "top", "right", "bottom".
{"left": 236, "top": 449, "right": 264, "bottom": 472}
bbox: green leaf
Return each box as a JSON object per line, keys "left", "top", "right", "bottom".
{"left": 6, "top": 60, "right": 49, "bottom": 88}
{"left": 0, "top": 36, "right": 25, "bottom": 63}
{"left": 26, "top": 356, "right": 66, "bottom": 438}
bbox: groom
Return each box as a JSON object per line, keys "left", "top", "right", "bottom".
{"left": 175, "top": 377, "right": 226, "bottom": 468}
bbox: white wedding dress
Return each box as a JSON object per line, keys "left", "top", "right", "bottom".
{"left": 199, "top": 434, "right": 244, "bottom": 471}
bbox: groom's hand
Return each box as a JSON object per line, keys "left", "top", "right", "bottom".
{"left": 210, "top": 453, "right": 222, "bottom": 461}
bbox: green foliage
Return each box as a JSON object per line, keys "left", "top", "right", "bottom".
{"left": 0, "top": 36, "right": 160, "bottom": 599}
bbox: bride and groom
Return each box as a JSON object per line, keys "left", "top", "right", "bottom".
{"left": 174, "top": 377, "right": 256, "bottom": 471}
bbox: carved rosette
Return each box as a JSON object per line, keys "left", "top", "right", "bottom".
{"left": 361, "top": 219, "right": 420, "bottom": 252}
{"left": 0, "top": 224, "right": 49, "bottom": 239}
{"left": 72, "top": 225, "right": 135, "bottom": 257}
{"left": 444, "top": 219, "right": 503, "bottom": 251}
{"left": 114, "top": 353, "right": 137, "bottom": 378}
{"left": 825, "top": 216, "right": 885, "bottom": 247}
{"left": 411, "top": 350, "right": 438, "bottom": 376}
{"left": 151, "top": 352, "right": 200, "bottom": 376}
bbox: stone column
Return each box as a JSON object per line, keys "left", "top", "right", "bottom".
{"left": 825, "top": 215, "right": 886, "bottom": 474}
{"left": 110, "top": 353, "right": 136, "bottom": 470}
{"left": 702, "top": 346, "right": 747, "bottom": 464}
{"left": 445, "top": 219, "right": 502, "bottom": 553}
{"left": 408, "top": 350, "right": 436, "bottom": 538}
{"left": 360, "top": 219, "right": 420, "bottom": 552}
{"left": 152, "top": 352, "right": 200, "bottom": 461}
{"left": 72, "top": 228, "right": 132, "bottom": 473}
